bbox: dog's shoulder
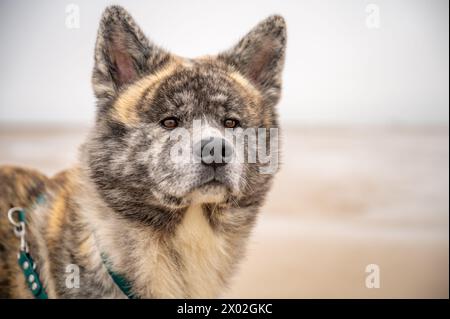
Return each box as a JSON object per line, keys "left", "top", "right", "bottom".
{"left": 0, "top": 166, "right": 49, "bottom": 205}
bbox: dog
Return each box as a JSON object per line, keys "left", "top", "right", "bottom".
{"left": 0, "top": 5, "right": 286, "bottom": 298}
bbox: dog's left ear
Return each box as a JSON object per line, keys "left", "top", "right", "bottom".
{"left": 92, "top": 6, "right": 171, "bottom": 104}
{"left": 219, "top": 15, "right": 287, "bottom": 106}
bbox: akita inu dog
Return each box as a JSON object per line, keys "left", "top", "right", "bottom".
{"left": 0, "top": 5, "right": 286, "bottom": 298}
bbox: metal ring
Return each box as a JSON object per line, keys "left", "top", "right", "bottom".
{"left": 15, "top": 222, "right": 26, "bottom": 238}
{"left": 8, "top": 207, "right": 24, "bottom": 228}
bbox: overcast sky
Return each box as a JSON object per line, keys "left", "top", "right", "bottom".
{"left": 0, "top": 0, "right": 448, "bottom": 125}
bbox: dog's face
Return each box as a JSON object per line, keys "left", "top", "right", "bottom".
{"left": 84, "top": 6, "right": 286, "bottom": 220}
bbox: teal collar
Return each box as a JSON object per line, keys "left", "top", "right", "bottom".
{"left": 100, "top": 253, "right": 138, "bottom": 299}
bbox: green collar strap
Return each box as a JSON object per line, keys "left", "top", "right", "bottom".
{"left": 101, "top": 253, "right": 138, "bottom": 299}
{"left": 18, "top": 250, "right": 48, "bottom": 299}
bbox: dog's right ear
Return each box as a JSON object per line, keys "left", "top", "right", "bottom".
{"left": 92, "top": 6, "right": 171, "bottom": 104}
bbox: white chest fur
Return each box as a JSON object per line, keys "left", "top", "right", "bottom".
{"left": 139, "top": 204, "right": 232, "bottom": 298}
{"left": 172, "top": 204, "right": 230, "bottom": 297}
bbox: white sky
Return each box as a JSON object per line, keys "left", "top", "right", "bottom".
{"left": 0, "top": 0, "right": 448, "bottom": 125}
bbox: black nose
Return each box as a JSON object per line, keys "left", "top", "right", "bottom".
{"left": 195, "top": 137, "right": 233, "bottom": 167}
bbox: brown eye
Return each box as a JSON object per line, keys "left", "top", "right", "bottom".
{"left": 161, "top": 117, "right": 178, "bottom": 129}
{"left": 224, "top": 118, "right": 239, "bottom": 128}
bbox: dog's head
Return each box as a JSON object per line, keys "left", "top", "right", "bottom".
{"left": 84, "top": 6, "right": 286, "bottom": 219}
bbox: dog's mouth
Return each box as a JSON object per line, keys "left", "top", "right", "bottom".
{"left": 188, "top": 180, "right": 228, "bottom": 204}
{"left": 187, "top": 171, "right": 233, "bottom": 204}
{"left": 197, "top": 168, "right": 234, "bottom": 189}
{"left": 196, "top": 175, "right": 227, "bottom": 191}
{"left": 200, "top": 178, "right": 226, "bottom": 189}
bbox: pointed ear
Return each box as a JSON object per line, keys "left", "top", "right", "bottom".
{"left": 92, "top": 6, "right": 171, "bottom": 103}
{"left": 219, "top": 15, "right": 287, "bottom": 106}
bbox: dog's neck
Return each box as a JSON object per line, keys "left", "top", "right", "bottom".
{"left": 68, "top": 167, "right": 252, "bottom": 298}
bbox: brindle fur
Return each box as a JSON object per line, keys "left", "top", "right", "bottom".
{"left": 0, "top": 6, "right": 286, "bottom": 298}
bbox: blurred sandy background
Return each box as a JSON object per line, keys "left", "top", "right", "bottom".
{"left": 0, "top": 0, "right": 449, "bottom": 298}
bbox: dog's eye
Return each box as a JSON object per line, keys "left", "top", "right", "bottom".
{"left": 161, "top": 117, "right": 178, "bottom": 129}
{"left": 224, "top": 119, "right": 239, "bottom": 128}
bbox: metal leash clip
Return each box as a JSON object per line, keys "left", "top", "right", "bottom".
{"left": 8, "top": 207, "right": 28, "bottom": 253}
{"left": 7, "top": 206, "right": 48, "bottom": 298}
